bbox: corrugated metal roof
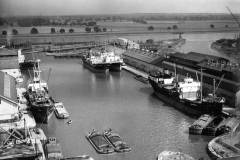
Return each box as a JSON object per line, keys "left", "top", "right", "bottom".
{"left": 0, "top": 71, "right": 17, "bottom": 102}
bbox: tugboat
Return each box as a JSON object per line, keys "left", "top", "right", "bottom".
{"left": 81, "top": 48, "right": 123, "bottom": 72}
{"left": 24, "top": 60, "right": 54, "bottom": 124}
{"left": 86, "top": 129, "right": 114, "bottom": 154}
{"left": 103, "top": 129, "right": 131, "bottom": 152}
{"left": 148, "top": 69, "right": 225, "bottom": 117}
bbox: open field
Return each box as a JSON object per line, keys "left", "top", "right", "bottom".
{"left": 1, "top": 20, "right": 240, "bottom": 35}
{"left": 0, "top": 20, "right": 239, "bottom": 46}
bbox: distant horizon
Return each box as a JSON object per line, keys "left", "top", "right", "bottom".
{"left": 1, "top": 12, "right": 239, "bottom": 18}
{"left": 1, "top": 0, "right": 240, "bottom": 17}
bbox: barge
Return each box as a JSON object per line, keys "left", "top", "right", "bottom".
{"left": 189, "top": 114, "right": 215, "bottom": 135}
{"left": 202, "top": 114, "right": 227, "bottom": 136}
{"left": 86, "top": 129, "right": 114, "bottom": 154}
{"left": 103, "top": 129, "right": 131, "bottom": 153}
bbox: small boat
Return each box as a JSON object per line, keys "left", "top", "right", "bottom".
{"left": 45, "top": 137, "right": 63, "bottom": 160}
{"left": 54, "top": 102, "right": 70, "bottom": 119}
{"left": 103, "top": 129, "right": 131, "bottom": 152}
{"left": 86, "top": 129, "right": 114, "bottom": 154}
{"left": 202, "top": 114, "right": 227, "bottom": 136}
{"left": 134, "top": 75, "right": 148, "bottom": 84}
{"left": 67, "top": 119, "right": 72, "bottom": 125}
{"left": 189, "top": 114, "right": 215, "bottom": 135}
{"left": 157, "top": 151, "right": 196, "bottom": 160}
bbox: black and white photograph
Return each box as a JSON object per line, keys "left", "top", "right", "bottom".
{"left": 0, "top": 0, "right": 240, "bottom": 159}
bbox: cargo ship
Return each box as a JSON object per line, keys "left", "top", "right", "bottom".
{"left": 148, "top": 69, "right": 225, "bottom": 117}
{"left": 24, "top": 60, "right": 54, "bottom": 124}
{"left": 123, "top": 49, "right": 240, "bottom": 107}
{"left": 81, "top": 49, "right": 123, "bottom": 72}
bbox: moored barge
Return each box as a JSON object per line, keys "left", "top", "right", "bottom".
{"left": 189, "top": 114, "right": 215, "bottom": 135}
{"left": 103, "top": 129, "right": 131, "bottom": 153}
{"left": 86, "top": 129, "right": 114, "bottom": 154}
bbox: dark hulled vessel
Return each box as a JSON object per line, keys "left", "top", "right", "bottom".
{"left": 24, "top": 60, "right": 54, "bottom": 123}
{"left": 148, "top": 70, "right": 225, "bottom": 117}
{"left": 155, "top": 52, "right": 240, "bottom": 107}
{"left": 123, "top": 47, "right": 240, "bottom": 107}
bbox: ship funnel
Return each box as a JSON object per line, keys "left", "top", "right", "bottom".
{"left": 164, "top": 69, "right": 170, "bottom": 75}
{"left": 17, "top": 49, "right": 22, "bottom": 56}
{"left": 18, "top": 49, "right": 25, "bottom": 63}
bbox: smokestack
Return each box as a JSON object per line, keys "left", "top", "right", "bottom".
{"left": 18, "top": 49, "right": 25, "bottom": 63}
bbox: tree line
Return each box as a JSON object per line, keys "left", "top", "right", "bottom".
{"left": 1, "top": 26, "right": 108, "bottom": 35}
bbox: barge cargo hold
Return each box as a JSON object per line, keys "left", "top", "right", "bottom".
{"left": 189, "top": 114, "right": 215, "bottom": 135}
{"left": 103, "top": 129, "right": 131, "bottom": 153}
{"left": 202, "top": 114, "right": 227, "bottom": 136}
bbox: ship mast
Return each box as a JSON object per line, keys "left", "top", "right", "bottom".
{"left": 33, "top": 59, "right": 41, "bottom": 90}
{"left": 200, "top": 68, "right": 203, "bottom": 102}
{"left": 213, "top": 79, "right": 216, "bottom": 97}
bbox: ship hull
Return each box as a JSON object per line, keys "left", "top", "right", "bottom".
{"left": 82, "top": 60, "right": 107, "bottom": 73}
{"left": 160, "top": 61, "right": 239, "bottom": 107}
{"left": 29, "top": 104, "right": 54, "bottom": 124}
{"left": 109, "top": 63, "right": 122, "bottom": 72}
{"left": 149, "top": 79, "right": 223, "bottom": 117}
{"left": 19, "top": 61, "right": 38, "bottom": 70}
{"left": 25, "top": 93, "right": 54, "bottom": 124}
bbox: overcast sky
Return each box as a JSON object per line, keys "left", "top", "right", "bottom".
{"left": 0, "top": 0, "right": 240, "bottom": 16}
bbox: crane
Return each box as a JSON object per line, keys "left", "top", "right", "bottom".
{"left": 226, "top": 6, "right": 240, "bottom": 28}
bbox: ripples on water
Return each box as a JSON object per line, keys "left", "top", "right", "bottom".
{"left": 36, "top": 32, "right": 238, "bottom": 160}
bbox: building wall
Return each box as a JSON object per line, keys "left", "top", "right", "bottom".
{"left": 0, "top": 71, "right": 17, "bottom": 102}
